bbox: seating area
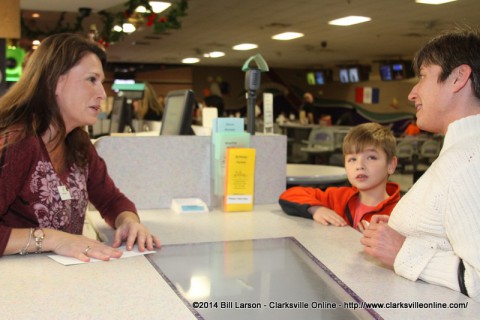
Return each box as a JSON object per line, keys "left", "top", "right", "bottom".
{"left": 391, "top": 135, "right": 443, "bottom": 193}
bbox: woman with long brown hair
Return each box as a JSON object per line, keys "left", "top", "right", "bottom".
{"left": 0, "top": 33, "right": 160, "bottom": 261}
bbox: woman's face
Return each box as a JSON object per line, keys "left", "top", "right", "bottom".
{"left": 407, "top": 64, "right": 451, "bottom": 134}
{"left": 55, "top": 53, "right": 106, "bottom": 133}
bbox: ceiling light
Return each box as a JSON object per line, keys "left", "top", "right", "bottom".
{"left": 182, "top": 57, "right": 200, "bottom": 64}
{"left": 122, "top": 23, "right": 136, "bottom": 33}
{"left": 203, "top": 51, "right": 225, "bottom": 58}
{"left": 416, "top": 0, "right": 456, "bottom": 4}
{"left": 149, "top": 1, "right": 171, "bottom": 13}
{"left": 32, "top": 13, "right": 40, "bottom": 18}
{"left": 232, "top": 43, "right": 258, "bottom": 51}
{"left": 328, "top": 16, "right": 371, "bottom": 26}
{"left": 272, "top": 32, "right": 304, "bottom": 40}
{"left": 113, "top": 25, "right": 123, "bottom": 32}
{"left": 135, "top": 2, "right": 171, "bottom": 13}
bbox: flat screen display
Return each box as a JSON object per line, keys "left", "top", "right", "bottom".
{"left": 339, "top": 68, "right": 349, "bottom": 83}
{"left": 306, "top": 72, "right": 316, "bottom": 85}
{"left": 315, "top": 71, "right": 325, "bottom": 85}
{"left": 380, "top": 64, "right": 393, "bottom": 81}
{"left": 348, "top": 67, "right": 360, "bottom": 83}
{"left": 160, "top": 89, "right": 195, "bottom": 135}
{"left": 109, "top": 96, "right": 131, "bottom": 133}
{"left": 392, "top": 63, "right": 404, "bottom": 80}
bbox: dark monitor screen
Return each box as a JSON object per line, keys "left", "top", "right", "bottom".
{"left": 160, "top": 89, "right": 195, "bottom": 135}
{"left": 392, "top": 63, "right": 405, "bottom": 80}
{"left": 380, "top": 64, "right": 393, "bottom": 81}
{"left": 109, "top": 96, "right": 133, "bottom": 134}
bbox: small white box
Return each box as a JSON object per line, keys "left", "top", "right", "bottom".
{"left": 171, "top": 198, "right": 209, "bottom": 214}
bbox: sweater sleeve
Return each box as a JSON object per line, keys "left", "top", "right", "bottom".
{"left": 87, "top": 144, "right": 137, "bottom": 228}
{"left": 278, "top": 186, "right": 349, "bottom": 219}
{"left": 394, "top": 164, "right": 480, "bottom": 300}
{"left": 443, "top": 164, "right": 480, "bottom": 300}
{"left": 0, "top": 136, "right": 37, "bottom": 256}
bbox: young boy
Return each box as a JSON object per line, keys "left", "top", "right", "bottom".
{"left": 279, "top": 122, "right": 400, "bottom": 232}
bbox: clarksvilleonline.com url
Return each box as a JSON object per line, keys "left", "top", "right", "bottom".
{"left": 345, "top": 301, "right": 469, "bottom": 310}
{"left": 192, "top": 300, "right": 469, "bottom": 310}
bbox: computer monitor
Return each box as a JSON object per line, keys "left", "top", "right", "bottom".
{"left": 160, "top": 89, "right": 195, "bottom": 135}
{"left": 109, "top": 95, "right": 133, "bottom": 134}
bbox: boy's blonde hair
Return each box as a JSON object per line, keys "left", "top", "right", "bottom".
{"left": 342, "top": 122, "right": 397, "bottom": 161}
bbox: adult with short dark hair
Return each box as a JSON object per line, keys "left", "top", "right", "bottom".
{"left": 361, "top": 27, "right": 480, "bottom": 301}
{"left": 0, "top": 33, "right": 160, "bottom": 261}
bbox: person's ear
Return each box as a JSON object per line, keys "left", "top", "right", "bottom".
{"left": 452, "top": 64, "right": 472, "bottom": 92}
{"left": 388, "top": 156, "right": 398, "bottom": 175}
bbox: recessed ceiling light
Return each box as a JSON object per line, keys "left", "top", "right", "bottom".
{"left": 232, "top": 43, "right": 258, "bottom": 51}
{"left": 415, "top": 0, "right": 456, "bottom": 4}
{"left": 182, "top": 57, "right": 200, "bottom": 64}
{"left": 328, "top": 16, "right": 371, "bottom": 26}
{"left": 203, "top": 51, "right": 225, "bottom": 58}
{"left": 272, "top": 32, "right": 304, "bottom": 40}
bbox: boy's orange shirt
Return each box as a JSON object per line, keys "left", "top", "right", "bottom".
{"left": 278, "top": 182, "right": 401, "bottom": 226}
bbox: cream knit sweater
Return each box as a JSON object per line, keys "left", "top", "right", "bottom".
{"left": 390, "top": 114, "right": 480, "bottom": 302}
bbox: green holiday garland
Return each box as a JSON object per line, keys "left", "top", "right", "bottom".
{"left": 21, "top": 0, "right": 188, "bottom": 47}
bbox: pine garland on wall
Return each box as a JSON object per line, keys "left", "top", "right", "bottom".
{"left": 21, "top": 0, "right": 189, "bottom": 47}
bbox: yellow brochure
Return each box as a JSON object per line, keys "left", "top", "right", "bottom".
{"left": 223, "top": 148, "right": 256, "bottom": 212}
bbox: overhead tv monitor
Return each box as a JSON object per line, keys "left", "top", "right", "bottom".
{"left": 306, "top": 71, "right": 316, "bottom": 85}
{"left": 339, "top": 68, "right": 349, "bottom": 83}
{"left": 380, "top": 64, "right": 393, "bottom": 81}
{"left": 315, "top": 71, "right": 325, "bottom": 85}
{"left": 348, "top": 67, "right": 360, "bottom": 83}
{"left": 160, "top": 89, "right": 195, "bottom": 135}
{"left": 109, "top": 95, "right": 134, "bottom": 134}
{"left": 392, "top": 62, "right": 405, "bottom": 80}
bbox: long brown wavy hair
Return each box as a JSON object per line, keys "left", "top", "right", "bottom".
{"left": 0, "top": 33, "right": 107, "bottom": 168}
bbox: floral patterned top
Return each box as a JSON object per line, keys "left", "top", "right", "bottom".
{"left": 0, "top": 134, "right": 137, "bottom": 256}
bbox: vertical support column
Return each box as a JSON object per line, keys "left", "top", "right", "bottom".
{"left": 0, "top": 39, "right": 6, "bottom": 95}
{"left": 0, "top": 0, "right": 20, "bottom": 95}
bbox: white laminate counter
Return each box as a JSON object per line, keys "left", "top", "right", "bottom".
{"left": 1, "top": 204, "right": 478, "bottom": 319}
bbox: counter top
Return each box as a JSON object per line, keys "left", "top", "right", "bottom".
{"left": 1, "top": 205, "right": 477, "bottom": 319}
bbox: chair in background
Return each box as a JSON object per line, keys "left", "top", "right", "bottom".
{"left": 419, "top": 139, "right": 441, "bottom": 164}
{"left": 396, "top": 139, "right": 415, "bottom": 173}
{"left": 300, "top": 127, "right": 336, "bottom": 164}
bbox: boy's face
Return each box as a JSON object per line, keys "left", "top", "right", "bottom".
{"left": 344, "top": 145, "right": 397, "bottom": 193}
